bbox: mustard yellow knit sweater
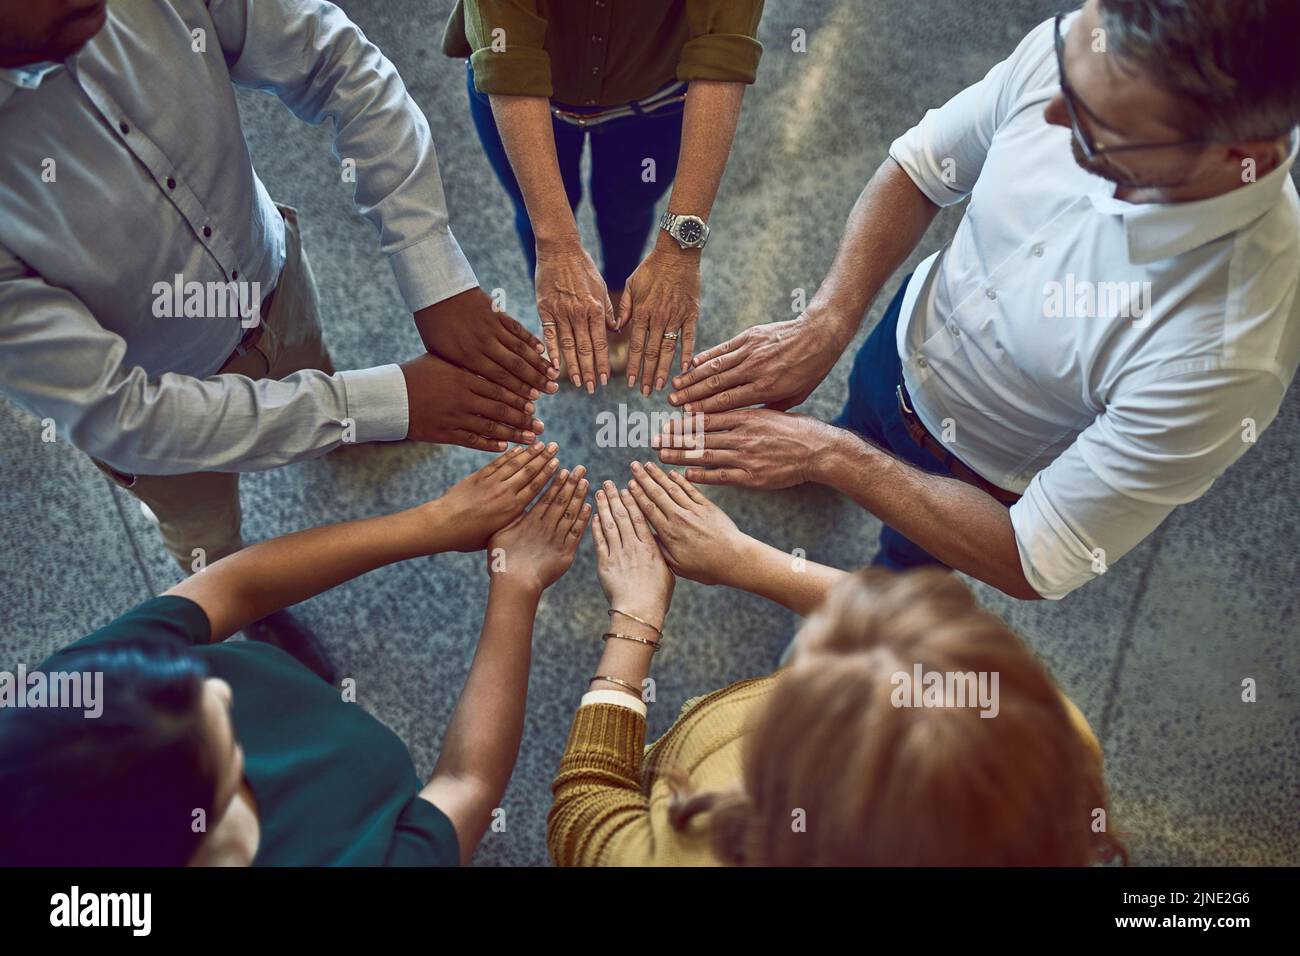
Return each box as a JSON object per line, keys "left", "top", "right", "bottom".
{"left": 546, "top": 674, "right": 1102, "bottom": 867}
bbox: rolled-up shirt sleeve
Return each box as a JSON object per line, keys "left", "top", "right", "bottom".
{"left": 0, "top": 262, "right": 408, "bottom": 475}
{"left": 1010, "top": 367, "right": 1283, "bottom": 600}
{"left": 889, "top": 16, "right": 1058, "bottom": 207}
{"left": 462, "top": 0, "right": 552, "bottom": 97}
{"left": 207, "top": 0, "right": 477, "bottom": 313}
{"left": 679, "top": 0, "right": 765, "bottom": 85}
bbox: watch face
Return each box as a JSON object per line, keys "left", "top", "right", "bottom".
{"left": 677, "top": 218, "right": 704, "bottom": 244}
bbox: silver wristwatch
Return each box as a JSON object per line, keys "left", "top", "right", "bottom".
{"left": 659, "top": 211, "right": 710, "bottom": 250}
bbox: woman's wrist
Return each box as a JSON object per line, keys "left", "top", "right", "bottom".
{"left": 605, "top": 600, "right": 668, "bottom": 633}
{"left": 535, "top": 232, "right": 584, "bottom": 257}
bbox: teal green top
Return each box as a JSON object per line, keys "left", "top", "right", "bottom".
{"left": 41, "top": 596, "right": 458, "bottom": 867}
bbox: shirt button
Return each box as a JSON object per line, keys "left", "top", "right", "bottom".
{"left": 985, "top": 288, "right": 997, "bottom": 300}
{"left": 590, "top": 66, "right": 600, "bottom": 75}
{"left": 232, "top": 271, "right": 238, "bottom": 280}
{"left": 592, "top": 34, "right": 602, "bottom": 43}
{"left": 203, "top": 226, "right": 212, "bottom": 237}
{"left": 118, "top": 122, "right": 129, "bottom": 134}
{"left": 166, "top": 177, "right": 176, "bottom": 190}
{"left": 917, "top": 356, "right": 928, "bottom": 369}
{"left": 1032, "top": 243, "right": 1045, "bottom": 257}
{"left": 949, "top": 323, "right": 960, "bottom": 337}
{"left": 584, "top": 99, "right": 595, "bottom": 105}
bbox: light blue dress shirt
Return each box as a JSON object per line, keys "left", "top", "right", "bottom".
{"left": 0, "top": 0, "right": 478, "bottom": 474}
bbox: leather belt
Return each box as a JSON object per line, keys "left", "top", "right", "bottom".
{"left": 551, "top": 81, "right": 688, "bottom": 128}
{"left": 895, "top": 379, "right": 1022, "bottom": 507}
{"left": 229, "top": 284, "right": 276, "bottom": 360}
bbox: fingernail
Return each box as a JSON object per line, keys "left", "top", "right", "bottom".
{"left": 683, "top": 403, "right": 693, "bottom": 413}
{"left": 532, "top": 418, "right": 544, "bottom": 431}
{"left": 655, "top": 378, "right": 664, "bottom": 390}
{"left": 668, "top": 392, "right": 679, "bottom": 404}
{"left": 599, "top": 373, "right": 608, "bottom": 386}
{"left": 497, "top": 441, "right": 507, "bottom": 450}
{"left": 642, "top": 386, "right": 650, "bottom": 397}
{"left": 548, "top": 458, "right": 559, "bottom": 469}
{"left": 558, "top": 469, "right": 569, "bottom": 480}
{"left": 523, "top": 432, "right": 535, "bottom": 442}
{"left": 535, "top": 343, "right": 546, "bottom": 354}
{"left": 571, "top": 375, "right": 581, "bottom": 388}
{"left": 525, "top": 402, "right": 535, "bottom": 413}
{"left": 574, "top": 465, "right": 586, "bottom": 477}
{"left": 586, "top": 382, "right": 594, "bottom": 395}
{"left": 626, "top": 376, "right": 635, "bottom": 388}
{"left": 528, "top": 390, "right": 539, "bottom": 401}
{"left": 631, "top": 461, "right": 643, "bottom": 471}
{"left": 547, "top": 381, "right": 559, "bottom": 393}
{"left": 548, "top": 442, "right": 559, "bottom": 453}
{"left": 629, "top": 479, "right": 639, "bottom": 490}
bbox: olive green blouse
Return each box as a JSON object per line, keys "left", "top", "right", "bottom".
{"left": 442, "top": 0, "right": 765, "bottom": 106}
{"left": 41, "top": 596, "right": 458, "bottom": 867}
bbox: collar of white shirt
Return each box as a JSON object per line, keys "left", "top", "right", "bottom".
{"left": 1090, "top": 129, "right": 1299, "bottom": 266}
{"left": 0, "top": 61, "right": 63, "bottom": 106}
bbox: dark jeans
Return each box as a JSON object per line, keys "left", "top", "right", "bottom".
{"left": 834, "top": 275, "right": 952, "bottom": 572}
{"left": 465, "top": 62, "right": 685, "bottom": 288}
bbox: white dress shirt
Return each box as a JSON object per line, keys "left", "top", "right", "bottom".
{"left": 0, "top": 0, "right": 477, "bottom": 474}
{"left": 888, "top": 14, "right": 1300, "bottom": 599}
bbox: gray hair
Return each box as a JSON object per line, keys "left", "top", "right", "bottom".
{"left": 1098, "top": 0, "right": 1300, "bottom": 142}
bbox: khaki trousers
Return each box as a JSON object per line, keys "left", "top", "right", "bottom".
{"left": 94, "top": 206, "right": 334, "bottom": 570}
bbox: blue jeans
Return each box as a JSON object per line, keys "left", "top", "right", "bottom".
{"left": 465, "top": 63, "right": 685, "bottom": 288}
{"left": 834, "top": 276, "right": 952, "bottom": 572}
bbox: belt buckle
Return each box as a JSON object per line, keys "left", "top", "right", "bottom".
{"left": 896, "top": 383, "right": 915, "bottom": 417}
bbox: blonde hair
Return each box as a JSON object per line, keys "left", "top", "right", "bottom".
{"left": 668, "top": 569, "right": 1126, "bottom": 866}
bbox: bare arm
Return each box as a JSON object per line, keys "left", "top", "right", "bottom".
{"left": 420, "top": 465, "right": 592, "bottom": 864}
{"left": 625, "top": 80, "right": 746, "bottom": 391}
{"left": 165, "top": 442, "right": 561, "bottom": 640}
{"left": 814, "top": 428, "right": 1038, "bottom": 600}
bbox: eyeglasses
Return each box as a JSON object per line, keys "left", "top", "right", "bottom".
{"left": 1053, "top": 12, "right": 1212, "bottom": 159}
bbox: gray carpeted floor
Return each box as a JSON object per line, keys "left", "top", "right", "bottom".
{"left": 2, "top": 0, "right": 1296, "bottom": 866}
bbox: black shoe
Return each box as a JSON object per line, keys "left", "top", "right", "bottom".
{"left": 242, "top": 609, "right": 336, "bottom": 685}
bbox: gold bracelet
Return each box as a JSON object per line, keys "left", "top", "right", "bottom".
{"left": 601, "top": 631, "right": 661, "bottom": 652}
{"left": 607, "top": 608, "right": 663, "bottom": 635}
{"left": 589, "top": 674, "right": 643, "bottom": 695}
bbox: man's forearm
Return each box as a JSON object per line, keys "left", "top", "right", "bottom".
{"left": 653, "top": 80, "right": 746, "bottom": 258}
{"left": 812, "top": 428, "right": 1041, "bottom": 600}
{"left": 167, "top": 504, "right": 446, "bottom": 640}
{"left": 807, "top": 157, "right": 941, "bottom": 340}
{"left": 489, "top": 94, "right": 580, "bottom": 247}
{"left": 423, "top": 577, "right": 540, "bottom": 864}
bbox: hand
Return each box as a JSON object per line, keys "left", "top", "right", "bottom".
{"left": 401, "top": 352, "right": 546, "bottom": 451}
{"left": 652, "top": 408, "right": 839, "bottom": 489}
{"left": 424, "top": 441, "right": 560, "bottom": 552}
{"left": 535, "top": 239, "right": 614, "bottom": 393}
{"left": 488, "top": 464, "right": 592, "bottom": 592}
{"left": 415, "top": 286, "right": 560, "bottom": 401}
{"left": 624, "top": 461, "right": 748, "bottom": 586}
{"left": 667, "top": 314, "right": 852, "bottom": 413}
{"left": 621, "top": 246, "right": 700, "bottom": 395}
{"left": 592, "top": 479, "right": 674, "bottom": 627}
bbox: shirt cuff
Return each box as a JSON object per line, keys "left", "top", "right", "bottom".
{"left": 580, "top": 689, "right": 648, "bottom": 717}
{"left": 467, "top": 47, "right": 553, "bottom": 98}
{"left": 677, "top": 34, "right": 764, "bottom": 84}
{"left": 1009, "top": 480, "right": 1096, "bottom": 601}
{"left": 389, "top": 229, "right": 479, "bottom": 314}
{"left": 338, "top": 364, "right": 409, "bottom": 443}
{"left": 888, "top": 136, "right": 969, "bottom": 209}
